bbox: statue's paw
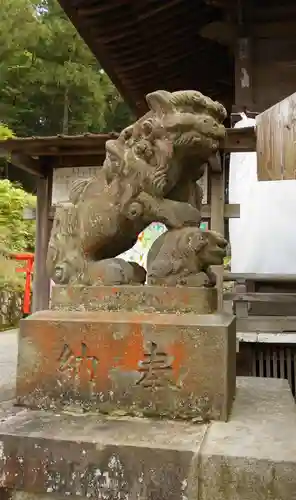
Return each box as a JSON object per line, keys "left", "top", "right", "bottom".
{"left": 168, "top": 202, "right": 201, "bottom": 228}
{"left": 177, "top": 272, "right": 210, "bottom": 287}
{"left": 87, "top": 259, "right": 146, "bottom": 286}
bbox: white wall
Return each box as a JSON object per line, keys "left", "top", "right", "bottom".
{"left": 229, "top": 115, "right": 296, "bottom": 274}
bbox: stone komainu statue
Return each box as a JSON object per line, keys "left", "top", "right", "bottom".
{"left": 47, "top": 89, "right": 228, "bottom": 287}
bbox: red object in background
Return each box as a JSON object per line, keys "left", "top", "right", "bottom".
{"left": 9, "top": 253, "right": 34, "bottom": 316}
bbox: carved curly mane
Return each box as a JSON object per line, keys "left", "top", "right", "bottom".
{"left": 101, "top": 90, "right": 227, "bottom": 198}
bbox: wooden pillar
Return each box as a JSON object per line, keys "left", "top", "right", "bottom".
{"left": 32, "top": 164, "right": 53, "bottom": 313}
{"left": 210, "top": 164, "right": 225, "bottom": 311}
{"left": 234, "top": 36, "right": 254, "bottom": 112}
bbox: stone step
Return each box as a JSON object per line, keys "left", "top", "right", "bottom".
{"left": 0, "top": 406, "right": 205, "bottom": 500}
{"left": 1, "top": 378, "right": 296, "bottom": 500}
{"left": 16, "top": 310, "right": 236, "bottom": 421}
{"left": 51, "top": 285, "right": 218, "bottom": 314}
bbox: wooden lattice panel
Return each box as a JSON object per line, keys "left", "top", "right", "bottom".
{"left": 250, "top": 344, "right": 296, "bottom": 396}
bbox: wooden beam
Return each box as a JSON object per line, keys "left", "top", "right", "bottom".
{"left": 224, "top": 272, "right": 296, "bottom": 282}
{"left": 224, "top": 292, "right": 296, "bottom": 303}
{"left": 209, "top": 158, "right": 225, "bottom": 310}
{"left": 251, "top": 21, "right": 296, "bottom": 39}
{"left": 26, "top": 148, "right": 106, "bottom": 156}
{"left": 32, "top": 165, "right": 53, "bottom": 313}
{"left": 201, "top": 203, "right": 240, "bottom": 219}
{"left": 237, "top": 316, "right": 296, "bottom": 334}
{"left": 57, "top": 155, "right": 105, "bottom": 168}
{"left": 10, "top": 153, "right": 44, "bottom": 177}
{"left": 78, "top": 0, "right": 128, "bottom": 16}
{"left": 138, "top": 0, "right": 183, "bottom": 20}
{"left": 224, "top": 126, "right": 256, "bottom": 152}
{"left": 157, "top": 50, "right": 197, "bottom": 67}
{"left": 254, "top": 5, "right": 296, "bottom": 21}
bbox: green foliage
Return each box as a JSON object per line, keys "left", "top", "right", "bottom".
{"left": 0, "top": 1, "right": 134, "bottom": 324}
{"left": 0, "top": 253, "right": 24, "bottom": 291}
{"left": 224, "top": 255, "right": 231, "bottom": 270}
{"left": 0, "top": 179, "right": 36, "bottom": 253}
{"left": 0, "top": 180, "right": 36, "bottom": 292}
{"left": 0, "top": 123, "right": 14, "bottom": 140}
{"left": 0, "top": 0, "right": 133, "bottom": 137}
{"left": 0, "top": 123, "right": 14, "bottom": 177}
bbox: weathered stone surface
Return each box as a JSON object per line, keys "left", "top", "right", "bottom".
{"left": 0, "top": 410, "right": 206, "bottom": 499}
{"left": 2, "top": 378, "right": 296, "bottom": 500}
{"left": 147, "top": 227, "right": 227, "bottom": 287}
{"left": 47, "top": 90, "right": 227, "bottom": 287}
{"left": 51, "top": 284, "right": 218, "bottom": 314}
{"left": 10, "top": 493, "right": 88, "bottom": 499}
{"left": 10, "top": 494, "right": 83, "bottom": 500}
{"left": 199, "top": 377, "right": 296, "bottom": 500}
{"left": 16, "top": 310, "right": 236, "bottom": 421}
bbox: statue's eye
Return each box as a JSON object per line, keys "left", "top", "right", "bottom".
{"left": 134, "top": 144, "right": 143, "bottom": 155}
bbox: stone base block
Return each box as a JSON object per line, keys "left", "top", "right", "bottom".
{"left": 51, "top": 284, "right": 218, "bottom": 314}
{"left": 198, "top": 377, "right": 296, "bottom": 500}
{"left": 16, "top": 310, "right": 236, "bottom": 421}
{"left": 2, "top": 378, "right": 296, "bottom": 500}
{"left": 0, "top": 409, "right": 206, "bottom": 500}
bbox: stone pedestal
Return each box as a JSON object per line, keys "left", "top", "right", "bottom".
{"left": 16, "top": 285, "right": 236, "bottom": 422}
{"left": 51, "top": 284, "right": 218, "bottom": 314}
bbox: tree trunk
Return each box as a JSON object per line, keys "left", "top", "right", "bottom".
{"left": 62, "top": 86, "right": 69, "bottom": 135}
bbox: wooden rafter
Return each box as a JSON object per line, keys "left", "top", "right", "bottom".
{"left": 58, "top": 0, "right": 234, "bottom": 114}
{"left": 10, "top": 154, "right": 44, "bottom": 177}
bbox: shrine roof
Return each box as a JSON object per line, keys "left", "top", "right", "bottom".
{"left": 0, "top": 132, "right": 118, "bottom": 155}
{"left": 0, "top": 133, "right": 117, "bottom": 176}
{"left": 58, "top": 0, "right": 234, "bottom": 115}
{"left": 57, "top": 0, "right": 296, "bottom": 116}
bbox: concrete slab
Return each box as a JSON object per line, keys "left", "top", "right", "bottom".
{"left": 12, "top": 495, "right": 67, "bottom": 500}
{"left": 1, "top": 379, "right": 296, "bottom": 499}
{"left": 0, "top": 378, "right": 296, "bottom": 500}
{"left": 16, "top": 310, "right": 236, "bottom": 421}
{"left": 12, "top": 495, "right": 70, "bottom": 500}
{"left": 0, "top": 330, "right": 18, "bottom": 402}
{"left": 0, "top": 410, "right": 207, "bottom": 499}
{"left": 200, "top": 377, "right": 296, "bottom": 499}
